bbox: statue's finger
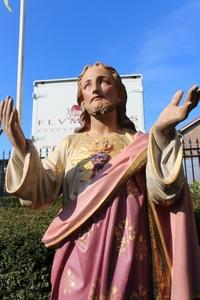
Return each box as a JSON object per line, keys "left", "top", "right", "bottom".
{"left": 180, "top": 86, "right": 198, "bottom": 113}
{"left": 0, "top": 100, "right": 5, "bottom": 121}
{"left": 8, "top": 109, "right": 15, "bottom": 127}
{"left": 2, "top": 98, "right": 9, "bottom": 125}
{"left": 188, "top": 87, "right": 200, "bottom": 111}
{"left": 185, "top": 85, "right": 199, "bottom": 105}
{"left": 5, "top": 98, "right": 13, "bottom": 126}
{"left": 195, "top": 89, "right": 200, "bottom": 107}
{"left": 2, "top": 97, "right": 12, "bottom": 129}
{"left": 171, "top": 90, "right": 184, "bottom": 105}
{"left": 13, "top": 108, "right": 19, "bottom": 123}
{"left": 192, "top": 89, "right": 200, "bottom": 109}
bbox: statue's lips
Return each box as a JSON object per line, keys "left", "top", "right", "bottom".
{"left": 91, "top": 96, "right": 104, "bottom": 103}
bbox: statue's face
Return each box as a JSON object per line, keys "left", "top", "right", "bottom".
{"left": 80, "top": 66, "right": 120, "bottom": 116}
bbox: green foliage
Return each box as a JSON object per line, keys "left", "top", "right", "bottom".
{"left": 190, "top": 181, "right": 200, "bottom": 214}
{"left": 190, "top": 181, "right": 200, "bottom": 205}
{"left": 0, "top": 198, "right": 62, "bottom": 299}
{"left": 190, "top": 181, "right": 200, "bottom": 242}
{"left": 0, "top": 196, "right": 21, "bottom": 208}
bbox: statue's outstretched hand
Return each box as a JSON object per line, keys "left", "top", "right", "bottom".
{"left": 153, "top": 85, "right": 200, "bottom": 148}
{"left": 0, "top": 96, "right": 27, "bottom": 156}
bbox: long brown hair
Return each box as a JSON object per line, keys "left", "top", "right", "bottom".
{"left": 75, "top": 62, "right": 136, "bottom": 133}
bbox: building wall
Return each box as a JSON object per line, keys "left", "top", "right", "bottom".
{"left": 179, "top": 121, "right": 200, "bottom": 148}
{"left": 179, "top": 120, "right": 200, "bottom": 183}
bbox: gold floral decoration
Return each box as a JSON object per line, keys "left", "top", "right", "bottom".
{"left": 115, "top": 219, "right": 136, "bottom": 255}
{"left": 130, "top": 284, "right": 147, "bottom": 299}
{"left": 135, "top": 235, "right": 147, "bottom": 261}
{"left": 63, "top": 268, "right": 76, "bottom": 295}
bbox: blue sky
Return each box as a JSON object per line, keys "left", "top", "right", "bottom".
{"left": 0, "top": 0, "right": 199, "bottom": 154}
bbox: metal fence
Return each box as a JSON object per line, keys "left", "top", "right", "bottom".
{"left": 0, "top": 139, "right": 200, "bottom": 196}
{"left": 0, "top": 151, "right": 10, "bottom": 197}
{"left": 182, "top": 138, "right": 200, "bottom": 183}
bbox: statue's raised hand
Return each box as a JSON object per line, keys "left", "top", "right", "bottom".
{"left": 0, "top": 96, "right": 27, "bottom": 156}
{"left": 153, "top": 85, "right": 200, "bottom": 148}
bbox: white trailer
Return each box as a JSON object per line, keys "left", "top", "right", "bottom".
{"left": 32, "top": 74, "right": 145, "bottom": 155}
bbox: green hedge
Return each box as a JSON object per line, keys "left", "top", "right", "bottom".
{"left": 0, "top": 183, "right": 199, "bottom": 299}
{"left": 0, "top": 198, "right": 61, "bottom": 300}
{"left": 190, "top": 181, "right": 200, "bottom": 241}
{"left": 0, "top": 196, "right": 21, "bottom": 208}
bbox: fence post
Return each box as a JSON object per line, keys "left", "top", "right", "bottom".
{"left": 183, "top": 140, "right": 188, "bottom": 181}
{"left": 189, "top": 139, "right": 195, "bottom": 182}
{"left": 197, "top": 138, "right": 200, "bottom": 168}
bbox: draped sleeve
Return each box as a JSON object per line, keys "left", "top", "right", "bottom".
{"left": 146, "top": 127, "right": 185, "bottom": 205}
{"left": 5, "top": 138, "right": 69, "bottom": 209}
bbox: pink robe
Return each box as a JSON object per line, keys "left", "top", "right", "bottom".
{"left": 41, "top": 133, "right": 200, "bottom": 300}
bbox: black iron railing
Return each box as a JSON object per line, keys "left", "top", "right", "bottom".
{"left": 182, "top": 138, "right": 200, "bottom": 183}
{"left": 0, "top": 151, "right": 10, "bottom": 197}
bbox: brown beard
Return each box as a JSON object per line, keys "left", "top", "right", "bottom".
{"left": 87, "top": 103, "right": 116, "bottom": 117}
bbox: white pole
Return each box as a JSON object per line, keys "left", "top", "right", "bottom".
{"left": 16, "top": 0, "right": 25, "bottom": 124}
